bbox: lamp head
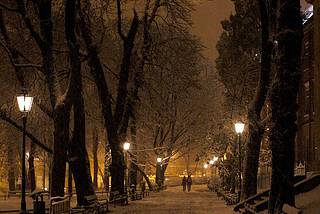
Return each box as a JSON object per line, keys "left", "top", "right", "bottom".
{"left": 17, "top": 89, "right": 33, "bottom": 113}
{"left": 123, "top": 142, "right": 130, "bottom": 150}
{"left": 235, "top": 123, "right": 245, "bottom": 134}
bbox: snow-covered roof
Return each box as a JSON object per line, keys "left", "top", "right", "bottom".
{"left": 303, "top": 5, "right": 313, "bottom": 24}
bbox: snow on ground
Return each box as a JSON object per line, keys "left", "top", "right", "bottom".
{"left": 1, "top": 184, "right": 319, "bottom": 213}
{"left": 0, "top": 184, "right": 237, "bottom": 214}
{"left": 110, "top": 184, "right": 238, "bottom": 214}
{"left": 295, "top": 184, "right": 320, "bottom": 214}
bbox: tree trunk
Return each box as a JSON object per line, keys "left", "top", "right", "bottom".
{"left": 28, "top": 142, "right": 36, "bottom": 192}
{"left": 65, "top": 0, "right": 95, "bottom": 205}
{"left": 109, "top": 138, "right": 125, "bottom": 193}
{"left": 156, "top": 164, "right": 168, "bottom": 186}
{"left": 93, "top": 127, "right": 99, "bottom": 188}
{"left": 135, "top": 164, "right": 152, "bottom": 189}
{"left": 268, "top": 0, "right": 302, "bottom": 212}
{"left": 79, "top": 1, "right": 138, "bottom": 194}
{"left": 242, "top": 0, "right": 273, "bottom": 200}
{"left": 7, "top": 139, "right": 16, "bottom": 191}
{"left": 51, "top": 110, "right": 69, "bottom": 197}
{"left": 104, "top": 144, "right": 111, "bottom": 192}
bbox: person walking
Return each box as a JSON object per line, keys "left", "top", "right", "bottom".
{"left": 182, "top": 176, "right": 187, "bottom": 191}
{"left": 187, "top": 175, "right": 192, "bottom": 192}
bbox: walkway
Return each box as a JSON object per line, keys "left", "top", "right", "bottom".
{"left": 0, "top": 184, "right": 238, "bottom": 213}
{"left": 111, "top": 184, "right": 237, "bottom": 214}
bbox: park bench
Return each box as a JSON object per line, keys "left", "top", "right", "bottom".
{"left": 8, "top": 190, "right": 21, "bottom": 198}
{"left": 80, "top": 195, "right": 109, "bottom": 213}
{"left": 216, "top": 188, "right": 238, "bottom": 205}
{"left": 109, "top": 190, "right": 128, "bottom": 207}
{"left": 0, "top": 191, "right": 8, "bottom": 200}
{"left": 50, "top": 196, "right": 71, "bottom": 214}
{"left": 224, "top": 192, "right": 238, "bottom": 205}
{"left": 128, "top": 184, "right": 142, "bottom": 201}
{"left": 129, "top": 188, "right": 142, "bottom": 201}
{"left": 153, "top": 185, "right": 166, "bottom": 192}
{"left": 142, "top": 186, "right": 150, "bottom": 197}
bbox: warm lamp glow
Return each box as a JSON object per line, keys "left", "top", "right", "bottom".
{"left": 235, "top": 123, "right": 245, "bottom": 134}
{"left": 17, "top": 95, "right": 33, "bottom": 112}
{"left": 123, "top": 142, "right": 130, "bottom": 150}
{"left": 210, "top": 156, "right": 219, "bottom": 165}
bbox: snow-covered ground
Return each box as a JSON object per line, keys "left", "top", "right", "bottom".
{"left": 0, "top": 184, "right": 237, "bottom": 213}
{"left": 0, "top": 184, "right": 319, "bottom": 213}
{"left": 110, "top": 184, "right": 238, "bottom": 214}
{"left": 295, "top": 184, "right": 320, "bottom": 213}
{"left": 253, "top": 184, "right": 320, "bottom": 214}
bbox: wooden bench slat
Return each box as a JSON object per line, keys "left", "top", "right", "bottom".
{"left": 50, "top": 196, "right": 70, "bottom": 214}
{"left": 109, "top": 191, "right": 128, "bottom": 207}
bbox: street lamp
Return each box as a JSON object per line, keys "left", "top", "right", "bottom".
{"left": 156, "top": 157, "right": 163, "bottom": 186}
{"left": 204, "top": 164, "right": 208, "bottom": 177}
{"left": 17, "top": 90, "right": 33, "bottom": 214}
{"left": 124, "top": 142, "right": 130, "bottom": 151}
{"left": 123, "top": 142, "right": 130, "bottom": 189}
{"left": 209, "top": 156, "right": 219, "bottom": 178}
{"left": 234, "top": 122, "right": 244, "bottom": 202}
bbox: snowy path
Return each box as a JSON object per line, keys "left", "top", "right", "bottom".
{"left": 0, "top": 184, "right": 237, "bottom": 213}
{"left": 111, "top": 184, "right": 238, "bottom": 214}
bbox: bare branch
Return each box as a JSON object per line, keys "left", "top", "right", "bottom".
{"left": 0, "top": 109, "right": 53, "bottom": 154}
{"left": 0, "top": 3, "right": 19, "bottom": 12}
{"left": 0, "top": 40, "right": 42, "bottom": 68}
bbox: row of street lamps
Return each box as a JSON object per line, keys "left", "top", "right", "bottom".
{"left": 205, "top": 123, "right": 244, "bottom": 198}
{"left": 15, "top": 90, "right": 246, "bottom": 212}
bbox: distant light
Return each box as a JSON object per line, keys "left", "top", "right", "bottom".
{"left": 209, "top": 160, "right": 214, "bottom": 165}
{"left": 204, "top": 164, "right": 208, "bottom": 168}
{"left": 44, "top": 187, "right": 48, "bottom": 191}
{"left": 123, "top": 142, "right": 130, "bottom": 150}
{"left": 213, "top": 156, "right": 218, "bottom": 162}
{"left": 157, "top": 158, "right": 162, "bottom": 163}
{"left": 235, "top": 123, "right": 245, "bottom": 134}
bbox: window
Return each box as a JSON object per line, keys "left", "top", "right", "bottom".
{"left": 304, "top": 82, "right": 310, "bottom": 115}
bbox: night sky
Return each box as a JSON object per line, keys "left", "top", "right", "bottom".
{"left": 192, "top": 0, "right": 311, "bottom": 64}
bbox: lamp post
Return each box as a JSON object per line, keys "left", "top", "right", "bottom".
{"left": 17, "top": 90, "right": 33, "bottom": 214}
{"left": 210, "top": 156, "right": 218, "bottom": 179}
{"left": 156, "top": 158, "right": 163, "bottom": 186}
{"left": 234, "top": 123, "right": 244, "bottom": 202}
{"left": 123, "top": 142, "right": 130, "bottom": 189}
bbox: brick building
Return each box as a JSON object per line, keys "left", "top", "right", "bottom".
{"left": 297, "top": 2, "right": 320, "bottom": 173}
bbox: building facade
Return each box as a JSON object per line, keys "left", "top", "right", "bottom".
{"left": 297, "top": 1, "right": 320, "bottom": 172}
{"left": 297, "top": 14, "right": 315, "bottom": 167}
